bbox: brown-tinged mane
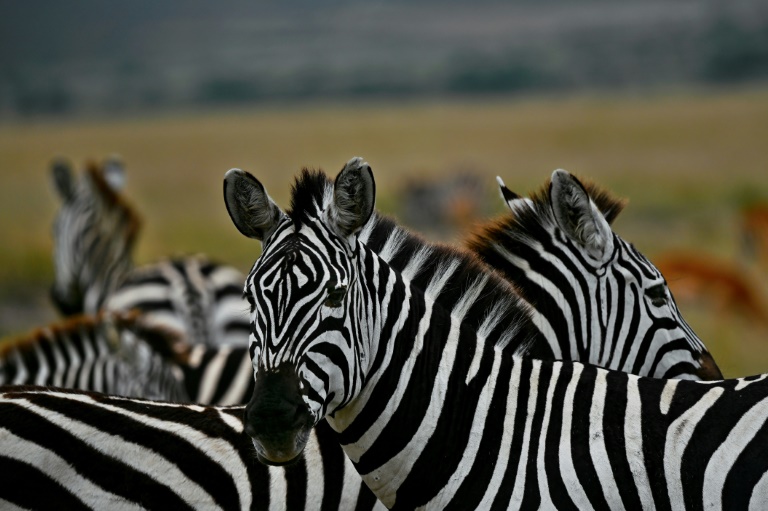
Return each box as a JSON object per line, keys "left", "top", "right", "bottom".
{"left": 465, "top": 175, "right": 628, "bottom": 256}
{"left": 0, "top": 310, "right": 189, "bottom": 367}
{"left": 84, "top": 160, "right": 143, "bottom": 249}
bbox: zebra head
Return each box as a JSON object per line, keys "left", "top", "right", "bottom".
{"left": 50, "top": 156, "right": 139, "bottom": 315}
{"left": 224, "top": 157, "right": 375, "bottom": 465}
{"left": 470, "top": 170, "right": 721, "bottom": 380}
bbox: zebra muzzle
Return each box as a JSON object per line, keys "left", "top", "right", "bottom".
{"left": 244, "top": 365, "right": 314, "bottom": 465}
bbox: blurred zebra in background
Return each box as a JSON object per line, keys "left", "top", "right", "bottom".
{"left": 0, "top": 310, "right": 187, "bottom": 401}
{"left": 49, "top": 157, "right": 249, "bottom": 346}
{"left": 0, "top": 306, "right": 255, "bottom": 406}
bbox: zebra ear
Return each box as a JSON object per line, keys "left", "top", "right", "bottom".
{"left": 101, "top": 154, "right": 126, "bottom": 191}
{"left": 549, "top": 169, "right": 613, "bottom": 261}
{"left": 51, "top": 158, "right": 75, "bottom": 202}
{"left": 224, "top": 168, "right": 285, "bottom": 241}
{"left": 496, "top": 176, "right": 534, "bottom": 214}
{"left": 330, "top": 157, "right": 376, "bottom": 238}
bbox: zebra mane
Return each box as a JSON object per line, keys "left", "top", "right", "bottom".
{"left": 287, "top": 168, "right": 331, "bottom": 226}
{"left": 83, "top": 160, "right": 143, "bottom": 246}
{"left": 286, "top": 169, "right": 541, "bottom": 355}
{"left": 465, "top": 175, "right": 628, "bottom": 256}
{"left": 0, "top": 310, "right": 188, "bottom": 366}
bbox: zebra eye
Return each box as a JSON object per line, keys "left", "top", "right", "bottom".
{"left": 324, "top": 285, "right": 347, "bottom": 308}
{"left": 645, "top": 284, "right": 668, "bottom": 307}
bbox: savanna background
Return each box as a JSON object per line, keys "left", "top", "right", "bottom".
{"left": 1, "top": 0, "right": 767, "bottom": 377}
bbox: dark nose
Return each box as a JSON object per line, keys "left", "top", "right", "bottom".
{"left": 243, "top": 365, "right": 314, "bottom": 465}
{"left": 244, "top": 397, "right": 308, "bottom": 437}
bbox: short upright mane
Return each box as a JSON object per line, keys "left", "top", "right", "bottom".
{"left": 466, "top": 175, "right": 627, "bottom": 255}
{"left": 287, "top": 168, "right": 332, "bottom": 227}
{"left": 285, "top": 169, "right": 541, "bottom": 355}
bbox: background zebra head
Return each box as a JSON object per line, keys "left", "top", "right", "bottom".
{"left": 50, "top": 156, "right": 140, "bottom": 316}
{"left": 467, "top": 169, "right": 722, "bottom": 380}
{"left": 224, "top": 157, "right": 375, "bottom": 465}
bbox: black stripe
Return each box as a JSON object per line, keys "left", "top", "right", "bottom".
{"left": 0, "top": 400, "right": 194, "bottom": 510}
{"left": 569, "top": 366, "right": 611, "bottom": 511}
{"left": 284, "top": 455, "right": 308, "bottom": 510}
{"left": 215, "top": 283, "right": 244, "bottom": 301}
{"left": 544, "top": 363, "right": 579, "bottom": 511}
{"left": 132, "top": 299, "right": 176, "bottom": 312}
{"left": 35, "top": 394, "right": 244, "bottom": 510}
{"left": 391, "top": 319, "right": 498, "bottom": 509}
{"left": 352, "top": 296, "right": 438, "bottom": 477}
{"left": 601, "top": 371, "right": 642, "bottom": 510}
{"left": 444, "top": 354, "right": 515, "bottom": 510}
{"left": 637, "top": 378, "right": 671, "bottom": 511}
{"left": 337, "top": 272, "right": 411, "bottom": 446}
{"left": 316, "top": 421, "right": 348, "bottom": 510}
{"left": 209, "top": 349, "right": 252, "bottom": 404}
{"left": 518, "top": 360, "right": 551, "bottom": 509}
{"left": 0, "top": 455, "right": 89, "bottom": 510}
{"left": 490, "top": 358, "right": 534, "bottom": 510}
{"left": 722, "top": 408, "right": 768, "bottom": 508}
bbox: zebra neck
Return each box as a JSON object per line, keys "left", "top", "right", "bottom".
{"left": 83, "top": 253, "right": 135, "bottom": 313}
{"left": 327, "top": 281, "right": 525, "bottom": 507}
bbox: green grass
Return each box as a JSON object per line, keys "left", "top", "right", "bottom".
{"left": 2, "top": 87, "right": 768, "bottom": 375}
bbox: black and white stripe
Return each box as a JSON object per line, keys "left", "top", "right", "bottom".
{"left": 0, "top": 318, "right": 383, "bottom": 509}
{"left": 465, "top": 170, "right": 721, "bottom": 379}
{"left": 50, "top": 157, "right": 250, "bottom": 346}
{"left": 226, "top": 159, "right": 767, "bottom": 509}
{"left": 0, "top": 311, "right": 187, "bottom": 401}
{"left": 0, "top": 386, "right": 383, "bottom": 510}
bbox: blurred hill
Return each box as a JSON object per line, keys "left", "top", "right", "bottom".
{"left": 2, "top": 0, "right": 768, "bottom": 118}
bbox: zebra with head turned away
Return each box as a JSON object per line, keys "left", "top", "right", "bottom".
{"left": 0, "top": 310, "right": 188, "bottom": 401}
{"left": 465, "top": 171, "right": 722, "bottom": 380}
{"left": 225, "top": 157, "right": 768, "bottom": 510}
{"left": 50, "top": 157, "right": 250, "bottom": 346}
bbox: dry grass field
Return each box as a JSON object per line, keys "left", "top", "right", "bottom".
{"left": 1, "top": 87, "right": 767, "bottom": 377}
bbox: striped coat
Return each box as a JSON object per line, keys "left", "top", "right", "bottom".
{"left": 225, "top": 159, "right": 763, "bottom": 509}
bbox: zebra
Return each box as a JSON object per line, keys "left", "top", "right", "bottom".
{"left": 0, "top": 385, "right": 384, "bottom": 510}
{"left": 0, "top": 310, "right": 188, "bottom": 401}
{"left": 50, "top": 157, "right": 250, "bottom": 346}
{"left": 464, "top": 174, "right": 722, "bottom": 379}
{"left": 0, "top": 304, "right": 255, "bottom": 406}
{"left": 225, "top": 157, "right": 768, "bottom": 509}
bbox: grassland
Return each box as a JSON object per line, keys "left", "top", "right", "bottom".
{"left": 1, "top": 87, "right": 767, "bottom": 376}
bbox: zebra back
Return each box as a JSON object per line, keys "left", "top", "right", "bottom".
{"left": 465, "top": 170, "right": 722, "bottom": 380}
{"left": 0, "top": 311, "right": 188, "bottom": 401}
{"left": 0, "top": 386, "right": 383, "bottom": 510}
